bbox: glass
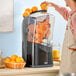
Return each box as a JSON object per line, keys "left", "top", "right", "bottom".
{"left": 52, "top": 43, "right": 61, "bottom": 60}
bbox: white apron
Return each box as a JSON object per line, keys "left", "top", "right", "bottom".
{"left": 60, "top": 15, "right": 76, "bottom": 74}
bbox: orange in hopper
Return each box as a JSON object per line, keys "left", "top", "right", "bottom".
{"left": 28, "top": 33, "right": 43, "bottom": 44}
{"left": 45, "top": 28, "right": 51, "bottom": 39}
{"left": 28, "top": 20, "right": 50, "bottom": 43}
{"left": 34, "top": 33, "right": 44, "bottom": 43}
{"left": 36, "top": 23, "right": 44, "bottom": 33}
{"left": 36, "top": 22, "right": 48, "bottom": 37}
{"left": 44, "top": 19, "right": 49, "bottom": 23}
{"left": 31, "top": 6, "right": 38, "bottom": 12}
{"left": 34, "top": 33, "right": 43, "bottom": 39}
{"left": 42, "top": 24, "right": 48, "bottom": 31}
{"left": 27, "top": 18, "right": 50, "bottom": 43}
{"left": 23, "top": 11, "right": 30, "bottom": 17}
{"left": 25, "top": 8, "right": 32, "bottom": 14}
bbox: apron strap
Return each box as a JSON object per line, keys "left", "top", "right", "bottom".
{"left": 69, "top": 48, "right": 76, "bottom": 51}
{"left": 68, "top": 43, "right": 76, "bottom": 51}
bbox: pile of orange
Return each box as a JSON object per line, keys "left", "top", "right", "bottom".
{"left": 23, "top": 3, "right": 48, "bottom": 17}
{"left": 5, "top": 55, "right": 25, "bottom": 63}
{"left": 23, "top": 6, "right": 38, "bottom": 17}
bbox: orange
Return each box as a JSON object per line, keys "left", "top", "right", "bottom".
{"left": 34, "top": 33, "right": 43, "bottom": 40}
{"left": 45, "top": 19, "right": 49, "bottom": 23}
{"left": 40, "top": 3, "right": 48, "bottom": 10}
{"left": 35, "top": 23, "right": 48, "bottom": 38}
{"left": 23, "top": 11, "right": 30, "bottom": 17}
{"left": 20, "top": 60, "right": 25, "bottom": 63}
{"left": 10, "top": 55, "right": 18, "bottom": 60}
{"left": 25, "top": 8, "right": 32, "bottom": 14}
{"left": 10, "top": 60, "right": 16, "bottom": 63}
{"left": 31, "top": 6, "right": 38, "bottom": 12}
{"left": 5, "top": 58, "right": 11, "bottom": 62}
{"left": 16, "top": 57, "right": 24, "bottom": 63}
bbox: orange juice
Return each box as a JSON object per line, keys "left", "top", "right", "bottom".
{"left": 53, "top": 50, "right": 60, "bottom": 59}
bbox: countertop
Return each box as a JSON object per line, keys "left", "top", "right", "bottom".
{"left": 0, "top": 61, "right": 60, "bottom": 76}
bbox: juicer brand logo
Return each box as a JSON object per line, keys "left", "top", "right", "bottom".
{"left": 44, "top": 62, "right": 48, "bottom": 64}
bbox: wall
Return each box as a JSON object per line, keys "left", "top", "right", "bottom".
{"left": 0, "top": 0, "right": 67, "bottom": 57}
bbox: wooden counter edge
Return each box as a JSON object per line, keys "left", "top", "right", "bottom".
{"left": 0, "top": 66, "right": 60, "bottom": 76}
